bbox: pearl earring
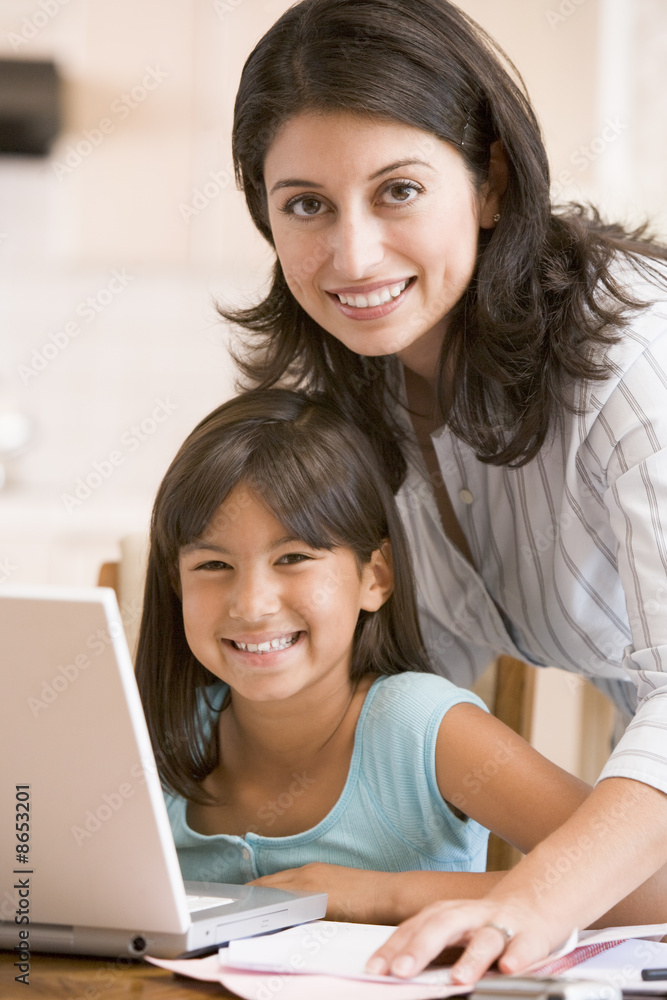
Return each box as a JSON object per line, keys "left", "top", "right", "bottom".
{"left": 493, "top": 213, "right": 501, "bottom": 223}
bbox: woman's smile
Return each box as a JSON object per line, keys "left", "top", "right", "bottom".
{"left": 327, "top": 276, "right": 416, "bottom": 318}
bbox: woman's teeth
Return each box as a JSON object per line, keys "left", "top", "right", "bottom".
{"left": 335, "top": 279, "right": 409, "bottom": 308}
{"left": 232, "top": 633, "right": 299, "bottom": 653}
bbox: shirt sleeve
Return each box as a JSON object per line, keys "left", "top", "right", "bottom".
{"left": 592, "top": 313, "right": 667, "bottom": 792}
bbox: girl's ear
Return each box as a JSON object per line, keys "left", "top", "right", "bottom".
{"left": 360, "top": 540, "right": 394, "bottom": 613}
{"left": 479, "top": 140, "right": 508, "bottom": 229}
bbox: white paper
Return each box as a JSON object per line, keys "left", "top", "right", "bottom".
{"left": 576, "top": 925, "right": 667, "bottom": 946}
{"left": 147, "top": 919, "right": 667, "bottom": 997}
{"left": 221, "top": 920, "right": 667, "bottom": 987}
{"left": 221, "top": 921, "right": 462, "bottom": 986}
{"left": 147, "top": 954, "right": 460, "bottom": 1000}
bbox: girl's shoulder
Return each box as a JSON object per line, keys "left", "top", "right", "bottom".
{"left": 354, "top": 673, "right": 490, "bottom": 844}
{"left": 362, "top": 672, "right": 488, "bottom": 739}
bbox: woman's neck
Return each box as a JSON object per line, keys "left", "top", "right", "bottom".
{"left": 402, "top": 364, "right": 444, "bottom": 439}
{"left": 395, "top": 319, "right": 446, "bottom": 393}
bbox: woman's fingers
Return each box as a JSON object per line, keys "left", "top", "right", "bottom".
{"left": 366, "top": 900, "right": 553, "bottom": 982}
{"left": 366, "top": 900, "right": 483, "bottom": 979}
{"left": 449, "top": 923, "right": 520, "bottom": 983}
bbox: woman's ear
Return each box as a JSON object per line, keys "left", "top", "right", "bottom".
{"left": 360, "top": 540, "right": 394, "bottom": 613}
{"left": 479, "top": 140, "right": 508, "bottom": 229}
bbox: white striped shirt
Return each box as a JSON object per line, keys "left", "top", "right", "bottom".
{"left": 395, "top": 267, "right": 667, "bottom": 794}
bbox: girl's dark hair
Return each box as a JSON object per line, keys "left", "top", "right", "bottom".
{"left": 135, "top": 388, "right": 432, "bottom": 802}
{"left": 219, "top": 0, "right": 667, "bottom": 475}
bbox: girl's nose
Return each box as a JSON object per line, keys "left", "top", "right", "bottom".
{"left": 228, "top": 570, "right": 280, "bottom": 622}
{"left": 330, "top": 214, "right": 384, "bottom": 279}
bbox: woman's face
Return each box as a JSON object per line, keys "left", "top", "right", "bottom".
{"left": 264, "top": 111, "right": 502, "bottom": 380}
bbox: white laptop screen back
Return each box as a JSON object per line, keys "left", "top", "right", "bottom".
{"left": 0, "top": 585, "right": 190, "bottom": 935}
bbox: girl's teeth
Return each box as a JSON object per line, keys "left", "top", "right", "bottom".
{"left": 337, "top": 280, "right": 408, "bottom": 307}
{"left": 233, "top": 634, "right": 299, "bottom": 653}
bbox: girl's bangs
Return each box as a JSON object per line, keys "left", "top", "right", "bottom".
{"left": 164, "top": 433, "right": 364, "bottom": 557}
{"left": 243, "top": 445, "right": 361, "bottom": 552}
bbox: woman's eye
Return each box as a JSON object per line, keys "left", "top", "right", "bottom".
{"left": 284, "top": 195, "right": 327, "bottom": 218}
{"left": 196, "top": 560, "right": 230, "bottom": 571}
{"left": 380, "top": 181, "right": 421, "bottom": 205}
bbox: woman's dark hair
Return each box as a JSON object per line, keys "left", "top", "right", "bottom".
{"left": 219, "top": 0, "right": 667, "bottom": 474}
{"left": 135, "top": 388, "right": 432, "bottom": 802}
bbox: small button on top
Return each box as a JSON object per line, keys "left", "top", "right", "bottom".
{"left": 459, "top": 488, "right": 474, "bottom": 505}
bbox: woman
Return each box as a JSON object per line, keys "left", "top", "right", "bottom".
{"left": 218, "top": 0, "right": 667, "bottom": 982}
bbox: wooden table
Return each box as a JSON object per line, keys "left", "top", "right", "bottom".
{"left": 0, "top": 951, "right": 235, "bottom": 999}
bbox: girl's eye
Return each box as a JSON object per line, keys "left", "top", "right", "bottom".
{"left": 282, "top": 194, "right": 327, "bottom": 218}
{"left": 195, "top": 560, "right": 231, "bottom": 571}
{"left": 276, "top": 552, "right": 312, "bottom": 565}
{"left": 379, "top": 181, "right": 422, "bottom": 205}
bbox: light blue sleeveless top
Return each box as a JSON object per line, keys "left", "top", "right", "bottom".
{"left": 164, "top": 672, "right": 489, "bottom": 883}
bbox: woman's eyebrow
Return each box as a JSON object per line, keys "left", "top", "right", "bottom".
{"left": 268, "top": 159, "right": 435, "bottom": 195}
{"left": 368, "top": 158, "right": 435, "bottom": 179}
{"left": 269, "top": 178, "right": 324, "bottom": 195}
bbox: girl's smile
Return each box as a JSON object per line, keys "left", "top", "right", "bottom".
{"left": 229, "top": 631, "right": 301, "bottom": 653}
{"left": 264, "top": 111, "right": 502, "bottom": 379}
{"left": 177, "top": 485, "right": 391, "bottom": 704}
{"left": 223, "top": 628, "right": 305, "bottom": 665}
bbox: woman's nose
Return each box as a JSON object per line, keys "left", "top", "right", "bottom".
{"left": 228, "top": 570, "right": 280, "bottom": 622}
{"left": 330, "top": 214, "right": 384, "bottom": 279}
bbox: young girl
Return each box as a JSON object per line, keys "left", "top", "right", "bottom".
{"left": 136, "top": 387, "right": 610, "bottom": 924}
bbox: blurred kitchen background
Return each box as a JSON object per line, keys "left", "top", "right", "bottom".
{"left": 0, "top": 0, "right": 665, "bottom": 776}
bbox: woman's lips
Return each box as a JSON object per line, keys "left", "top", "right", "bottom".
{"left": 327, "top": 277, "right": 415, "bottom": 320}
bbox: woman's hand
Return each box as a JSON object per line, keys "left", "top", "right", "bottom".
{"left": 365, "top": 897, "right": 554, "bottom": 982}
{"left": 368, "top": 777, "right": 667, "bottom": 981}
{"left": 248, "top": 862, "right": 385, "bottom": 922}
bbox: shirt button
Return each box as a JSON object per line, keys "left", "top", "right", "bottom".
{"left": 459, "top": 488, "right": 474, "bottom": 505}
{"left": 242, "top": 848, "right": 250, "bottom": 860}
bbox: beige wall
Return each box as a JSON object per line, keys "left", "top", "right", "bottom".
{"left": 4, "top": 0, "right": 652, "bottom": 277}
{"left": 1, "top": 0, "right": 664, "bottom": 773}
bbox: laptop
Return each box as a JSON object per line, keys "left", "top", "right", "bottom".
{"left": 0, "top": 584, "right": 327, "bottom": 958}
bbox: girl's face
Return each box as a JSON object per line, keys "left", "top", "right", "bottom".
{"left": 264, "top": 111, "right": 503, "bottom": 380}
{"left": 178, "top": 486, "right": 391, "bottom": 705}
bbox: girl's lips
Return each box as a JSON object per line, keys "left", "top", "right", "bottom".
{"left": 327, "top": 277, "right": 415, "bottom": 321}
{"left": 224, "top": 631, "right": 304, "bottom": 663}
